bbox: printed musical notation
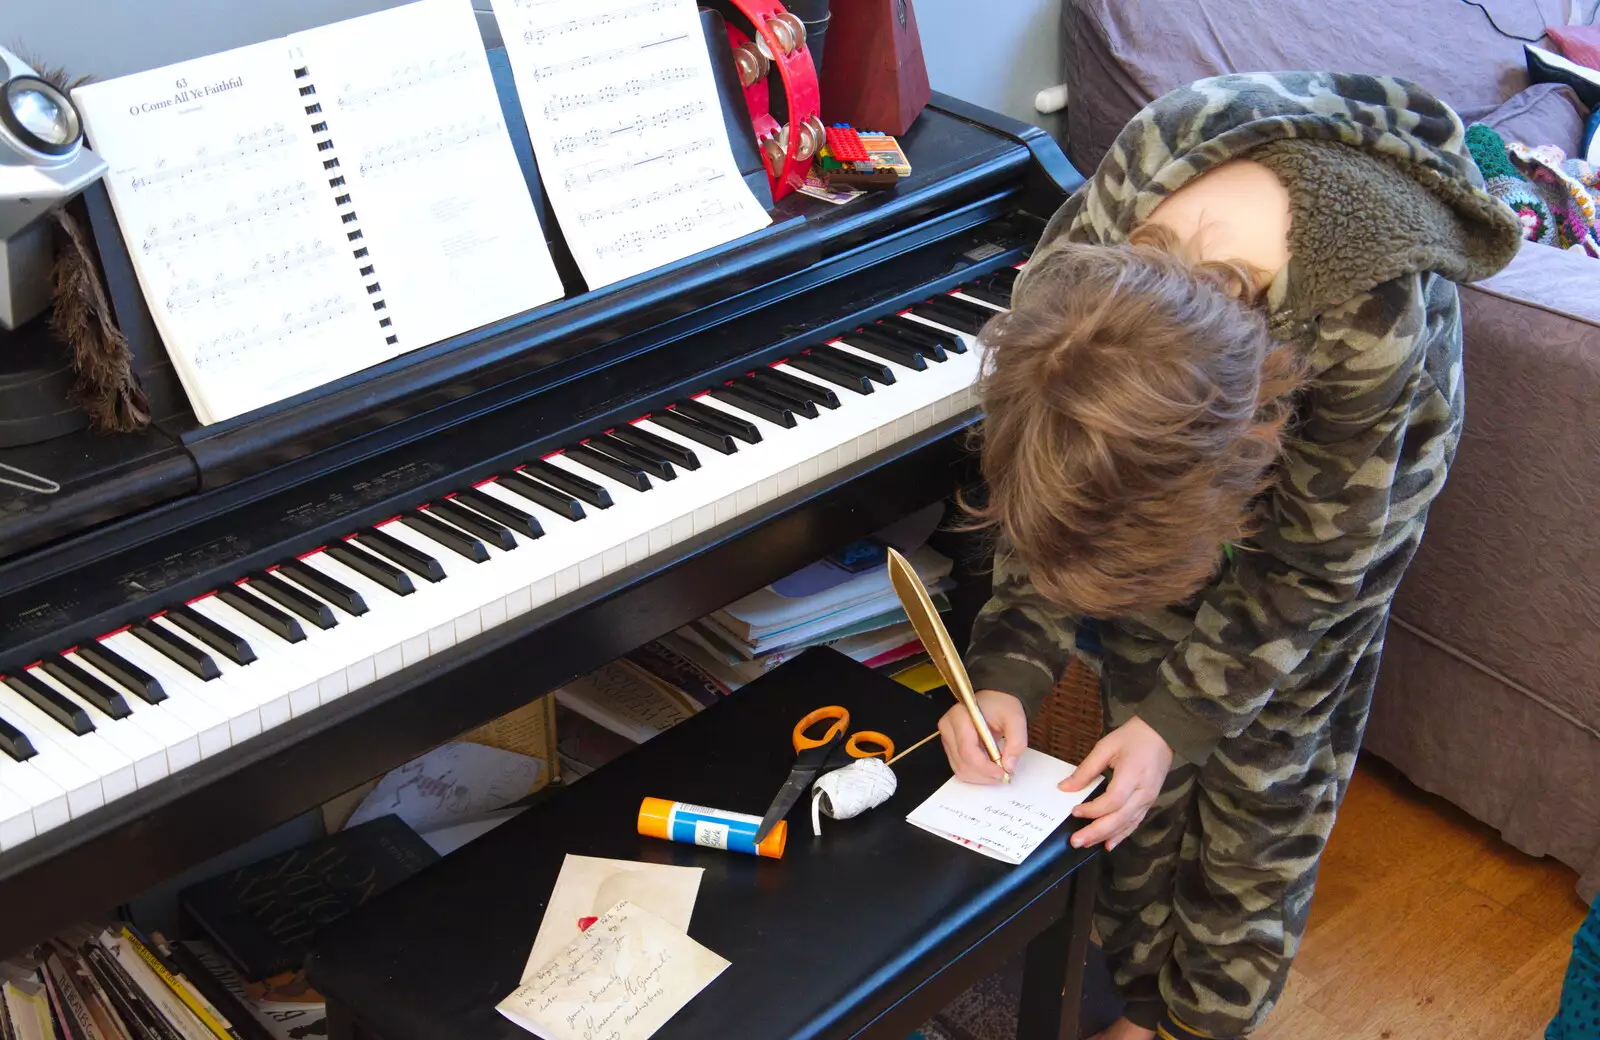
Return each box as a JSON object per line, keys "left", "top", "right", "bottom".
{"left": 129, "top": 124, "right": 295, "bottom": 190}
{"left": 334, "top": 52, "right": 476, "bottom": 107}
{"left": 190, "top": 296, "right": 359, "bottom": 372}
{"left": 356, "top": 118, "right": 503, "bottom": 175}
{"left": 525, "top": 33, "right": 692, "bottom": 82}
{"left": 164, "top": 239, "right": 338, "bottom": 313}
{"left": 491, "top": 0, "right": 770, "bottom": 288}
{"left": 551, "top": 101, "right": 706, "bottom": 156}
{"left": 141, "top": 182, "right": 313, "bottom": 252}
{"left": 523, "top": 0, "right": 676, "bottom": 44}
{"left": 562, "top": 137, "right": 713, "bottom": 191}
{"left": 578, "top": 172, "right": 722, "bottom": 225}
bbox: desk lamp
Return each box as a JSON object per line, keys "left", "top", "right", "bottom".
{"left": 0, "top": 46, "right": 106, "bottom": 330}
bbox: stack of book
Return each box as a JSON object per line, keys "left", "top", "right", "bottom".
{"left": 1, "top": 922, "right": 325, "bottom": 1040}
{"left": 0, "top": 816, "right": 440, "bottom": 1040}
{"left": 552, "top": 653, "right": 716, "bottom": 779}
{"left": 654, "top": 541, "right": 954, "bottom": 691}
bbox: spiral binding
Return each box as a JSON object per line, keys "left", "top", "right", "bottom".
{"left": 292, "top": 65, "right": 395, "bottom": 347}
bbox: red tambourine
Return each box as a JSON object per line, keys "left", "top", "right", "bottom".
{"left": 718, "top": 0, "right": 824, "bottom": 201}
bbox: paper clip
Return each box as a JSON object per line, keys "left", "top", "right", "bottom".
{"left": 0, "top": 463, "right": 60, "bottom": 495}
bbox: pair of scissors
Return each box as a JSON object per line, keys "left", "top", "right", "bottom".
{"left": 753, "top": 706, "right": 895, "bottom": 844}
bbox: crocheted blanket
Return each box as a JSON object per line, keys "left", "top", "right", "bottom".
{"left": 1466, "top": 123, "right": 1600, "bottom": 257}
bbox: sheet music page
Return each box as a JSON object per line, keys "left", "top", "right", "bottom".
{"left": 74, "top": 46, "right": 381, "bottom": 425}
{"left": 491, "top": 0, "right": 772, "bottom": 288}
{"left": 291, "top": 0, "right": 564, "bottom": 348}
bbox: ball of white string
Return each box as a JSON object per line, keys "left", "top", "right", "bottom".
{"left": 811, "top": 757, "right": 898, "bottom": 836}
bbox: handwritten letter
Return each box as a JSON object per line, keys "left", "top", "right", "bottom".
{"left": 904, "top": 749, "right": 1100, "bottom": 865}
{"left": 524, "top": 855, "right": 704, "bottom": 979}
{"left": 497, "top": 901, "right": 729, "bottom": 1040}
{"left": 491, "top": 0, "right": 771, "bottom": 288}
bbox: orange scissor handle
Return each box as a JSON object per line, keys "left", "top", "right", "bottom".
{"left": 793, "top": 705, "right": 850, "bottom": 752}
{"left": 845, "top": 730, "right": 895, "bottom": 762}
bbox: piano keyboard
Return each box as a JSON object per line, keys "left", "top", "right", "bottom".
{"left": 0, "top": 276, "right": 1015, "bottom": 852}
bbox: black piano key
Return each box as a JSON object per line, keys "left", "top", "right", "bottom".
{"left": 960, "top": 279, "right": 1011, "bottom": 308}
{"left": 402, "top": 510, "right": 490, "bottom": 563}
{"left": 811, "top": 344, "right": 896, "bottom": 386}
{"left": 352, "top": 528, "right": 447, "bottom": 583}
{"left": 76, "top": 643, "right": 165, "bottom": 704}
{"left": 909, "top": 296, "right": 987, "bottom": 334}
{"left": 648, "top": 409, "right": 742, "bottom": 454}
{"left": 499, "top": 471, "right": 589, "bottom": 520}
{"left": 993, "top": 265, "right": 1020, "bottom": 289}
{"left": 940, "top": 291, "right": 1005, "bottom": 323}
{"left": 278, "top": 558, "right": 368, "bottom": 616}
{"left": 3, "top": 671, "right": 95, "bottom": 734}
{"left": 247, "top": 570, "right": 341, "bottom": 627}
{"left": 880, "top": 314, "right": 965, "bottom": 355}
{"left": 785, "top": 353, "right": 875, "bottom": 395}
{"left": 610, "top": 424, "right": 701, "bottom": 470}
{"left": 673, "top": 398, "right": 762, "bottom": 444}
{"left": 731, "top": 378, "right": 818, "bottom": 419}
{"left": 707, "top": 384, "right": 798, "bottom": 428}
{"left": 0, "top": 713, "right": 34, "bottom": 761}
{"left": 426, "top": 500, "right": 516, "bottom": 552}
{"left": 217, "top": 585, "right": 306, "bottom": 643}
{"left": 166, "top": 603, "right": 257, "bottom": 666}
{"left": 564, "top": 443, "right": 652, "bottom": 492}
{"left": 327, "top": 540, "right": 416, "bottom": 596}
{"left": 525, "top": 458, "right": 614, "bottom": 509}
{"left": 40, "top": 656, "right": 134, "bottom": 720}
{"left": 857, "top": 321, "right": 948, "bottom": 362}
{"left": 749, "top": 367, "right": 839, "bottom": 409}
{"left": 592, "top": 436, "right": 676, "bottom": 481}
{"left": 838, "top": 330, "right": 930, "bottom": 370}
{"left": 132, "top": 620, "right": 220, "bottom": 681}
{"left": 454, "top": 487, "right": 545, "bottom": 539}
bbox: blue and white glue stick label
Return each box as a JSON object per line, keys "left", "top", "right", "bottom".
{"left": 669, "top": 802, "right": 763, "bottom": 856}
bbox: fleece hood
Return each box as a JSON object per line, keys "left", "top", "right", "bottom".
{"left": 1033, "top": 72, "right": 1523, "bottom": 322}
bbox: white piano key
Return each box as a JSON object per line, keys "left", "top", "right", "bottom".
{"left": 0, "top": 685, "right": 136, "bottom": 804}
{"left": 102, "top": 631, "right": 261, "bottom": 744}
{"left": 67, "top": 648, "right": 226, "bottom": 761}
{"left": 0, "top": 783, "right": 36, "bottom": 850}
{"left": 149, "top": 615, "right": 293, "bottom": 730}
{"left": 28, "top": 667, "right": 167, "bottom": 789}
{"left": 187, "top": 595, "right": 329, "bottom": 716}
{"left": 0, "top": 753, "right": 71, "bottom": 835}
{"left": 0, "top": 691, "right": 108, "bottom": 816}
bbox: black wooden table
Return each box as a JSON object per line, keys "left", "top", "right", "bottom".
{"left": 306, "top": 647, "right": 1099, "bottom": 1040}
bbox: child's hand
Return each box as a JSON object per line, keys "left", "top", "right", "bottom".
{"left": 938, "top": 689, "right": 1027, "bottom": 784}
{"left": 1061, "top": 716, "right": 1172, "bottom": 851}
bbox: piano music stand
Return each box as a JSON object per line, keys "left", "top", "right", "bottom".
{"left": 306, "top": 647, "right": 1100, "bottom": 1040}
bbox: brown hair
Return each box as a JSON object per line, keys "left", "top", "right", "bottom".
{"left": 963, "top": 224, "right": 1304, "bottom": 617}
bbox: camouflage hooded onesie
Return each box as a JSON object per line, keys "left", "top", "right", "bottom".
{"left": 964, "top": 73, "right": 1522, "bottom": 1037}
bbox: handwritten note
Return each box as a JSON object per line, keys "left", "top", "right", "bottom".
{"left": 524, "top": 855, "right": 704, "bottom": 979}
{"left": 905, "top": 749, "right": 1101, "bottom": 865}
{"left": 497, "top": 901, "right": 728, "bottom": 1040}
{"left": 490, "top": 0, "right": 770, "bottom": 288}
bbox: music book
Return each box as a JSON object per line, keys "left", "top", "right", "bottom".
{"left": 905, "top": 749, "right": 1101, "bottom": 865}
{"left": 490, "top": 0, "right": 772, "bottom": 288}
{"left": 72, "top": 0, "right": 565, "bottom": 425}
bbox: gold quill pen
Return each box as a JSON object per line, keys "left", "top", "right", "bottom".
{"left": 886, "top": 546, "right": 1011, "bottom": 783}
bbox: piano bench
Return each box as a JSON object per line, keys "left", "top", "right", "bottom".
{"left": 305, "top": 647, "right": 1100, "bottom": 1040}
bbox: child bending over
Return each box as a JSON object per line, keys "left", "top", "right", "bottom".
{"left": 940, "top": 73, "right": 1521, "bottom": 1039}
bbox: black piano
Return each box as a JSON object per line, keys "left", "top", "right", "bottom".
{"left": 0, "top": 89, "right": 1080, "bottom": 957}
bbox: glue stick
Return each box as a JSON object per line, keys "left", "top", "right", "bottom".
{"left": 637, "top": 798, "right": 787, "bottom": 859}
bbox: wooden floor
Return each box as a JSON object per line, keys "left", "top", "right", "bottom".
{"left": 1255, "top": 758, "right": 1588, "bottom": 1040}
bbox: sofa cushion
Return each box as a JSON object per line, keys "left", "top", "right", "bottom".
{"left": 1480, "top": 83, "right": 1586, "bottom": 153}
{"left": 1393, "top": 241, "right": 1600, "bottom": 735}
{"left": 1062, "top": 0, "right": 1569, "bottom": 174}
